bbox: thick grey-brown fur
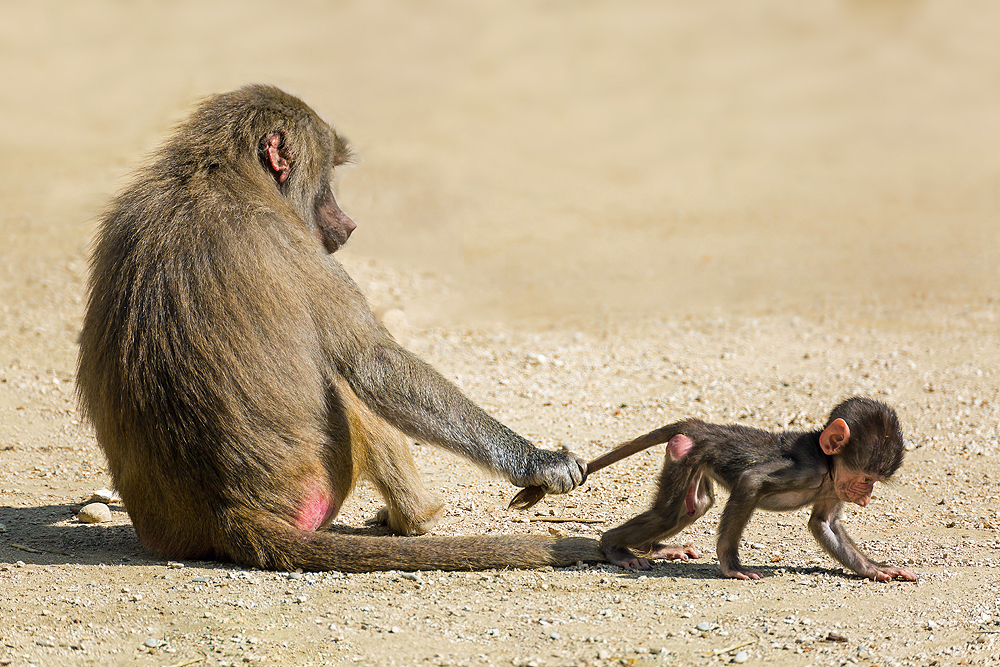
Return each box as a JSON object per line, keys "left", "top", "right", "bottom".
{"left": 76, "top": 85, "right": 595, "bottom": 572}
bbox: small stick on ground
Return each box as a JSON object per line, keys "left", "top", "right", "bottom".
{"left": 712, "top": 637, "right": 758, "bottom": 656}
{"left": 12, "top": 543, "right": 72, "bottom": 556}
{"left": 164, "top": 657, "right": 205, "bottom": 667}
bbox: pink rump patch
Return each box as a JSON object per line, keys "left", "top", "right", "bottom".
{"left": 294, "top": 488, "right": 337, "bottom": 531}
{"left": 666, "top": 434, "right": 694, "bottom": 461}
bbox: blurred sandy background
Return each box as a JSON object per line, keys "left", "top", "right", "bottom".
{"left": 2, "top": 0, "right": 997, "bottom": 331}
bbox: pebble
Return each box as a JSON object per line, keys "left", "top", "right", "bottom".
{"left": 78, "top": 502, "right": 112, "bottom": 523}
{"left": 732, "top": 650, "right": 749, "bottom": 663}
{"left": 88, "top": 488, "right": 118, "bottom": 504}
{"left": 696, "top": 621, "right": 712, "bottom": 632}
{"left": 143, "top": 638, "right": 162, "bottom": 648}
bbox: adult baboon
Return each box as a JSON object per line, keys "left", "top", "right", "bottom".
{"left": 77, "top": 85, "right": 595, "bottom": 572}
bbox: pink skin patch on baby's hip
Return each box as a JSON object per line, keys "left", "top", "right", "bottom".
{"left": 667, "top": 434, "right": 694, "bottom": 461}
{"left": 294, "top": 487, "right": 338, "bottom": 531}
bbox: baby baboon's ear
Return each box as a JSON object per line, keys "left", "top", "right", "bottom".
{"left": 819, "top": 418, "right": 850, "bottom": 456}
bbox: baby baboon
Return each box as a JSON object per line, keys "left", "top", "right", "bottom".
{"left": 77, "top": 85, "right": 596, "bottom": 572}
{"left": 601, "top": 397, "right": 915, "bottom": 581}
{"left": 513, "top": 397, "right": 915, "bottom": 581}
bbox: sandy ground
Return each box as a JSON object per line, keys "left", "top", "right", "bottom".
{"left": 2, "top": 1, "right": 1000, "bottom": 666}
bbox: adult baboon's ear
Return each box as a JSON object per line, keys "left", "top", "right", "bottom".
{"left": 260, "top": 131, "right": 292, "bottom": 184}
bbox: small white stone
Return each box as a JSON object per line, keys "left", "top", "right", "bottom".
{"left": 89, "top": 488, "right": 119, "bottom": 504}
{"left": 732, "top": 650, "right": 749, "bottom": 663}
{"left": 78, "top": 502, "right": 112, "bottom": 523}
